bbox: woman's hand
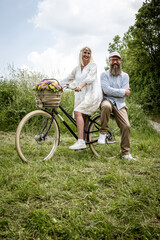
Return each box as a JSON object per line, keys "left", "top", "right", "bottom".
{"left": 75, "top": 86, "right": 82, "bottom": 92}
{"left": 75, "top": 82, "right": 87, "bottom": 92}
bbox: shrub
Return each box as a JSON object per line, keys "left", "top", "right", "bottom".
{"left": 0, "top": 67, "right": 75, "bottom": 132}
{"left": 0, "top": 66, "right": 154, "bottom": 134}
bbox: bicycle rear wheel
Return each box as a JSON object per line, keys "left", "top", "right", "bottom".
{"left": 15, "top": 110, "right": 60, "bottom": 162}
{"left": 88, "top": 115, "right": 120, "bottom": 157}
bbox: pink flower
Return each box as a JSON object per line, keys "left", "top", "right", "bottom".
{"left": 42, "top": 80, "right": 48, "bottom": 83}
{"left": 41, "top": 85, "right": 48, "bottom": 89}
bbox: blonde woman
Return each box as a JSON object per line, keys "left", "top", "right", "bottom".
{"left": 61, "top": 47, "right": 102, "bottom": 150}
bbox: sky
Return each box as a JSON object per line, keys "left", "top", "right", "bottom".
{"left": 0, "top": 0, "right": 144, "bottom": 79}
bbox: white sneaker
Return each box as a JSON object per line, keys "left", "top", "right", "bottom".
{"left": 98, "top": 133, "right": 106, "bottom": 144}
{"left": 69, "top": 141, "right": 87, "bottom": 150}
{"left": 122, "top": 154, "right": 136, "bottom": 161}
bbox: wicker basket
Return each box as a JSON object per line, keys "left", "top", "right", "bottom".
{"left": 35, "top": 90, "right": 62, "bottom": 108}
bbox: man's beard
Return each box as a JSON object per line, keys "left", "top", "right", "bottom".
{"left": 110, "top": 64, "right": 122, "bottom": 76}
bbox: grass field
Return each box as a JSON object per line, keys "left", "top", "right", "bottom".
{"left": 0, "top": 126, "right": 160, "bottom": 240}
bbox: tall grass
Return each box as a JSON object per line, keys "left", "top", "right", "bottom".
{"left": 0, "top": 66, "right": 75, "bottom": 133}
{"left": 0, "top": 67, "right": 45, "bottom": 131}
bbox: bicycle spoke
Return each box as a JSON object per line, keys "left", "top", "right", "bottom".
{"left": 16, "top": 110, "right": 59, "bottom": 162}
{"left": 88, "top": 115, "right": 120, "bottom": 157}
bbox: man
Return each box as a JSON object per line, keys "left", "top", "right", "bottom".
{"left": 98, "top": 51, "right": 135, "bottom": 160}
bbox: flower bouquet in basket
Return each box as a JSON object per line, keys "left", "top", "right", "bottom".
{"left": 33, "top": 79, "right": 63, "bottom": 108}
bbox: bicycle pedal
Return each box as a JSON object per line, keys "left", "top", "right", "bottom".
{"left": 106, "top": 140, "right": 116, "bottom": 144}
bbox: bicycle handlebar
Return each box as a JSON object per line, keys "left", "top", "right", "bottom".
{"left": 63, "top": 84, "right": 75, "bottom": 91}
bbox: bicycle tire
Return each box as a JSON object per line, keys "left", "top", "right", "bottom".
{"left": 15, "top": 110, "right": 60, "bottom": 162}
{"left": 88, "top": 115, "right": 120, "bottom": 157}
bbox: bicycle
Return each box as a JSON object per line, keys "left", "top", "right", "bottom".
{"left": 15, "top": 85, "right": 120, "bottom": 162}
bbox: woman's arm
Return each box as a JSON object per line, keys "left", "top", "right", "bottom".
{"left": 83, "top": 63, "right": 97, "bottom": 85}
{"left": 60, "top": 67, "right": 77, "bottom": 86}
{"left": 75, "top": 63, "right": 97, "bottom": 92}
{"left": 75, "top": 81, "right": 87, "bottom": 92}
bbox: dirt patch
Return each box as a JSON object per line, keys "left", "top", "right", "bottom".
{"left": 149, "top": 120, "right": 160, "bottom": 134}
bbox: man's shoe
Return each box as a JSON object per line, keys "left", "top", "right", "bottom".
{"left": 122, "top": 154, "right": 136, "bottom": 161}
{"left": 98, "top": 133, "right": 106, "bottom": 144}
{"left": 69, "top": 141, "right": 87, "bottom": 150}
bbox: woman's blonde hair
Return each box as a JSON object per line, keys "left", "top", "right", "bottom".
{"left": 78, "top": 46, "right": 94, "bottom": 66}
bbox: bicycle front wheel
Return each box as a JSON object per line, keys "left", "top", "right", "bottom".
{"left": 15, "top": 110, "right": 60, "bottom": 162}
{"left": 88, "top": 115, "right": 120, "bottom": 157}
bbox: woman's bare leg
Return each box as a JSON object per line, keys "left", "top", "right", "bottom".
{"left": 74, "top": 111, "right": 88, "bottom": 139}
{"left": 83, "top": 114, "right": 88, "bottom": 140}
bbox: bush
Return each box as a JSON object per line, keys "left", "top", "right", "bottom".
{"left": 0, "top": 67, "right": 46, "bottom": 131}
{"left": 0, "top": 66, "right": 154, "bottom": 134}
{"left": 0, "top": 67, "right": 75, "bottom": 133}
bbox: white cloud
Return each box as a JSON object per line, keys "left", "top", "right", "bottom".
{"left": 33, "top": 0, "right": 138, "bottom": 35}
{"left": 28, "top": 0, "right": 144, "bottom": 78}
{"left": 32, "top": 0, "right": 143, "bottom": 35}
{"left": 28, "top": 46, "right": 76, "bottom": 79}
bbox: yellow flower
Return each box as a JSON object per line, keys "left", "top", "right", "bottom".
{"left": 49, "top": 85, "right": 55, "bottom": 89}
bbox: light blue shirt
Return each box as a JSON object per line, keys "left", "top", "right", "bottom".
{"left": 100, "top": 70, "right": 129, "bottom": 110}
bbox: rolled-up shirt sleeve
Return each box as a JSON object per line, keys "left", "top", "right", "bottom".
{"left": 83, "top": 63, "right": 97, "bottom": 85}
{"left": 100, "top": 72, "right": 129, "bottom": 98}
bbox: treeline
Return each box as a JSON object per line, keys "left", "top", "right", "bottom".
{"left": 107, "top": 0, "right": 160, "bottom": 114}
{"left": 0, "top": 65, "right": 151, "bottom": 133}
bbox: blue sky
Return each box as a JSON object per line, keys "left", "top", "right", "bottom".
{"left": 0, "top": 0, "right": 52, "bottom": 69}
{"left": 0, "top": 0, "right": 144, "bottom": 79}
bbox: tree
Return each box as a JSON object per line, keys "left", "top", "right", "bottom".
{"left": 108, "top": 35, "right": 123, "bottom": 53}
{"left": 105, "top": 35, "right": 124, "bottom": 69}
{"left": 127, "top": 0, "right": 160, "bottom": 113}
{"left": 107, "top": 0, "right": 160, "bottom": 114}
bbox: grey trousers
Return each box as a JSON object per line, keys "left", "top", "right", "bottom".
{"left": 100, "top": 99, "right": 131, "bottom": 155}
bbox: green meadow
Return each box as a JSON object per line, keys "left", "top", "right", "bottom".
{"left": 0, "top": 70, "right": 160, "bottom": 239}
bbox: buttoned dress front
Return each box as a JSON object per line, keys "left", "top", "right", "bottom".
{"left": 61, "top": 63, "right": 102, "bottom": 116}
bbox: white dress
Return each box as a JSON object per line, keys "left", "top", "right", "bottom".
{"left": 61, "top": 62, "right": 102, "bottom": 116}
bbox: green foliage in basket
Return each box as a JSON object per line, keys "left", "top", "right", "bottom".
{"left": 33, "top": 79, "right": 63, "bottom": 92}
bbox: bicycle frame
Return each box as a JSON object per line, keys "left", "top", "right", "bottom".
{"left": 42, "top": 105, "right": 99, "bottom": 144}
{"left": 15, "top": 82, "right": 120, "bottom": 162}
{"left": 15, "top": 105, "right": 119, "bottom": 162}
